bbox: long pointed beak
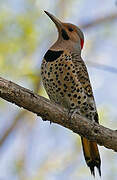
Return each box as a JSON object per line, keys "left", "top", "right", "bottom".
{"left": 44, "top": 11, "right": 62, "bottom": 31}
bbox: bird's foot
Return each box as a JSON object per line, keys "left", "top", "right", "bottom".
{"left": 68, "top": 109, "right": 80, "bottom": 123}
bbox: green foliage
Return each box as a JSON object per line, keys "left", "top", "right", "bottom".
{"left": 0, "top": 4, "right": 40, "bottom": 82}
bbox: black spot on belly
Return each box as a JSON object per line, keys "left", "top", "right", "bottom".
{"left": 61, "top": 29, "right": 69, "bottom": 40}
{"left": 94, "top": 113, "right": 99, "bottom": 123}
{"left": 44, "top": 50, "right": 63, "bottom": 62}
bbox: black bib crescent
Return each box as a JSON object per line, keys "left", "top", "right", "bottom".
{"left": 44, "top": 50, "right": 63, "bottom": 62}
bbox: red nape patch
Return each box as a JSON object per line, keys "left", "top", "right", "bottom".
{"left": 80, "top": 38, "right": 84, "bottom": 49}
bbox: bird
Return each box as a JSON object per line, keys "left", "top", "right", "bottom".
{"left": 41, "top": 11, "right": 101, "bottom": 176}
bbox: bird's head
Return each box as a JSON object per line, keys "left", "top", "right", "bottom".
{"left": 44, "top": 11, "right": 84, "bottom": 50}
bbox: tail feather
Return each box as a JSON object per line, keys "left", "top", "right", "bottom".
{"left": 81, "top": 137, "right": 101, "bottom": 176}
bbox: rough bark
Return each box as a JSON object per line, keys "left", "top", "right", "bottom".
{"left": 0, "top": 77, "right": 117, "bottom": 151}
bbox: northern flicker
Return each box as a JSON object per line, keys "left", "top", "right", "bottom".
{"left": 41, "top": 11, "right": 101, "bottom": 176}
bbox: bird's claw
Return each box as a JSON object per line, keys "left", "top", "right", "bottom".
{"left": 68, "top": 109, "right": 80, "bottom": 122}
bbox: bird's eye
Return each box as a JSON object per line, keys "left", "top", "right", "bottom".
{"left": 68, "top": 27, "right": 73, "bottom": 32}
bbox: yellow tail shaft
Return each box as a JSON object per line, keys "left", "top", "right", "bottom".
{"left": 81, "top": 137, "right": 101, "bottom": 176}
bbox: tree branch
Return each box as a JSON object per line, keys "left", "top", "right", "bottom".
{"left": 0, "top": 77, "right": 117, "bottom": 151}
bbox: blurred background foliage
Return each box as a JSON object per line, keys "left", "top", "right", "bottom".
{"left": 0, "top": 0, "right": 117, "bottom": 180}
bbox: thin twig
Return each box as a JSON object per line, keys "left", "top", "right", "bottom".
{"left": 87, "top": 61, "right": 117, "bottom": 74}
{"left": 0, "top": 110, "right": 26, "bottom": 146}
{"left": 80, "top": 12, "right": 117, "bottom": 29}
